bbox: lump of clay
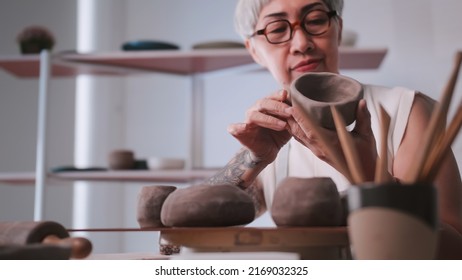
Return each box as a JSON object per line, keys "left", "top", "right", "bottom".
{"left": 161, "top": 184, "right": 255, "bottom": 227}
{"left": 137, "top": 185, "right": 177, "bottom": 228}
{"left": 271, "top": 177, "right": 343, "bottom": 227}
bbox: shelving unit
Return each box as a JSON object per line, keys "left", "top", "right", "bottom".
{"left": 61, "top": 47, "right": 387, "bottom": 73}
{"left": 0, "top": 53, "right": 139, "bottom": 78}
{"left": 0, "top": 172, "right": 36, "bottom": 185}
{"left": 52, "top": 169, "right": 221, "bottom": 183}
{"left": 0, "top": 47, "right": 388, "bottom": 218}
{"left": 0, "top": 47, "right": 387, "bottom": 77}
{"left": 0, "top": 169, "right": 220, "bottom": 185}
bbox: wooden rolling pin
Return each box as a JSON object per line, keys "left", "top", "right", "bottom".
{"left": 0, "top": 221, "right": 92, "bottom": 259}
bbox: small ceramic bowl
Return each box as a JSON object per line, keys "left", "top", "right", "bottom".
{"left": 147, "top": 157, "right": 185, "bottom": 170}
{"left": 290, "top": 72, "right": 363, "bottom": 129}
{"left": 192, "top": 40, "right": 245, "bottom": 49}
{"left": 121, "top": 40, "right": 179, "bottom": 51}
{"left": 108, "top": 149, "right": 135, "bottom": 170}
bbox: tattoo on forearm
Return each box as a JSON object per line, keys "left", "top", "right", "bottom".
{"left": 205, "top": 149, "right": 260, "bottom": 188}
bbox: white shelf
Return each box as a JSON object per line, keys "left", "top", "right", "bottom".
{"left": 0, "top": 169, "right": 220, "bottom": 185}
{"left": 62, "top": 49, "right": 257, "bottom": 75}
{"left": 0, "top": 53, "right": 136, "bottom": 78}
{"left": 0, "top": 172, "right": 36, "bottom": 185}
{"left": 52, "top": 169, "right": 220, "bottom": 183}
{"left": 0, "top": 47, "right": 387, "bottom": 78}
{"left": 338, "top": 47, "right": 387, "bottom": 69}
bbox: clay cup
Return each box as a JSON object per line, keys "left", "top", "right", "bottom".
{"left": 290, "top": 72, "right": 363, "bottom": 129}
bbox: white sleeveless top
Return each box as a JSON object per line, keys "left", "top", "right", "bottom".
{"left": 259, "top": 84, "right": 416, "bottom": 210}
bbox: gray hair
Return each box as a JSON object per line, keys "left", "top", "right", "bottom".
{"left": 234, "top": 0, "right": 344, "bottom": 39}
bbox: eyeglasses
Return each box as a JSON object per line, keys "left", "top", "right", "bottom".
{"left": 250, "top": 10, "right": 338, "bottom": 44}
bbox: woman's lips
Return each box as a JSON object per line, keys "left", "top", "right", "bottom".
{"left": 291, "top": 59, "right": 321, "bottom": 72}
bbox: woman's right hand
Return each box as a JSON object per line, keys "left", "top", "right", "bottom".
{"left": 227, "top": 90, "right": 292, "bottom": 164}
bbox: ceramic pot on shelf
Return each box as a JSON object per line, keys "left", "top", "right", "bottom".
{"left": 17, "top": 26, "right": 55, "bottom": 54}
{"left": 108, "top": 149, "right": 135, "bottom": 170}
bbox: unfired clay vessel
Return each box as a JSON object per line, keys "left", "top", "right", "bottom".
{"left": 136, "top": 185, "right": 177, "bottom": 228}
{"left": 192, "top": 40, "right": 245, "bottom": 49}
{"left": 108, "top": 149, "right": 135, "bottom": 170}
{"left": 290, "top": 72, "right": 363, "bottom": 129}
{"left": 271, "top": 177, "right": 343, "bottom": 227}
{"left": 161, "top": 184, "right": 255, "bottom": 227}
{"left": 347, "top": 182, "right": 438, "bottom": 259}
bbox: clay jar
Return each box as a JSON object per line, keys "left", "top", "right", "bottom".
{"left": 271, "top": 177, "right": 343, "bottom": 227}
{"left": 347, "top": 182, "right": 438, "bottom": 259}
{"left": 161, "top": 184, "right": 255, "bottom": 227}
{"left": 136, "top": 185, "right": 177, "bottom": 228}
{"left": 108, "top": 149, "right": 135, "bottom": 170}
{"left": 16, "top": 26, "right": 55, "bottom": 54}
{"left": 290, "top": 72, "right": 363, "bottom": 129}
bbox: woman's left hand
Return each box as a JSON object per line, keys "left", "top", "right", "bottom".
{"left": 285, "top": 99, "right": 378, "bottom": 182}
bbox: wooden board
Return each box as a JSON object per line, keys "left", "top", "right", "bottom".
{"left": 160, "top": 226, "right": 348, "bottom": 247}
{"left": 160, "top": 227, "right": 350, "bottom": 259}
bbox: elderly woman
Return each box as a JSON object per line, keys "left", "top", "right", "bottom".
{"left": 205, "top": 0, "right": 462, "bottom": 258}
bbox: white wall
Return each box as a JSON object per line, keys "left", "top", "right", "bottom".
{"left": 0, "top": 0, "right": 76, "bottom": 224}
{"left": 0, "top": 0, "right": 461, "bottom": 254}
{"left": 342, "top": 0, "right": 462, "bottom": 167}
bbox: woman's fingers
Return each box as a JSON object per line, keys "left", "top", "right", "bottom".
{"left": 286, "top": 106, "right": 314, "bottom": 135}
{"left": 269, "top": 89, "right": 289, "bottom": 102}
{"left": 241, "top": 89, "right": 292, "bottom": 131}
{"left": 227, "top": 122, "right": 247, "bottom": 136}
{"left": 286, "top": 111, "right": 332, "bottom": 160}
{"left": 247, "top": 110, "right": 287, "bottom": 131}
{"left": 286, "top": 107, "right": 316, "bottom": 144}
{"left": 286, "top": 117, "right": 316, "bottom": 144}
{"left": 226, "top": 90, "right": 294, "bottom": 165}
{"left": 251, "top": 97, "right": 291, "bottom": 119}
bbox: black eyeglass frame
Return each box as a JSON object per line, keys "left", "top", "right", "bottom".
{"left": 249, "top": 10, "right": 338, "bottom": 44}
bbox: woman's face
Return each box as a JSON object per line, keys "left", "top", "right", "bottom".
{"left": 246, "top": 0, "right": 342, "bottom": 89}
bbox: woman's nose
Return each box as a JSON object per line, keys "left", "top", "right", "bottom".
{"left": 290, "top": 26, "right": 314, "bottom": 54}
